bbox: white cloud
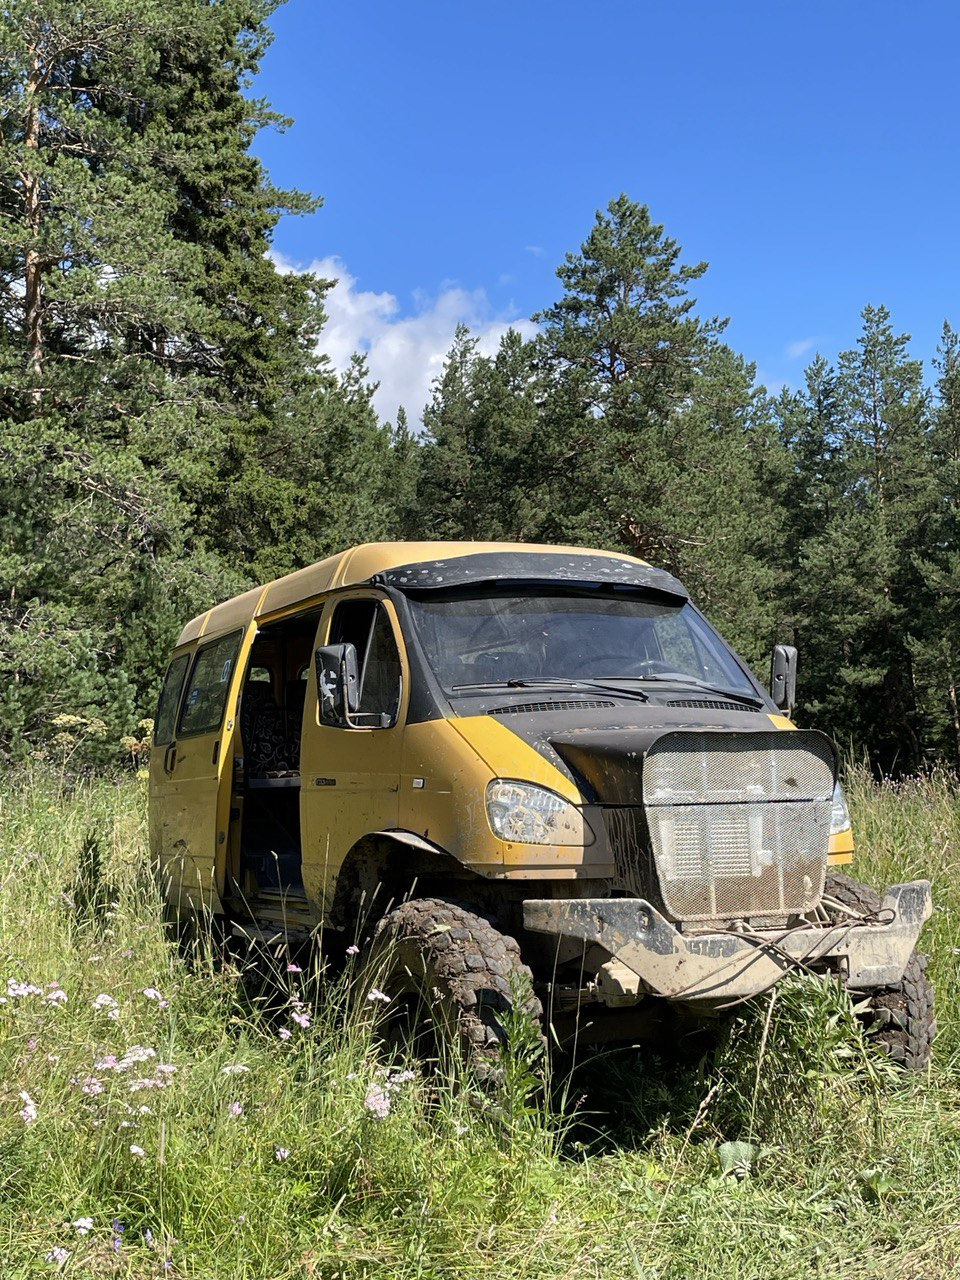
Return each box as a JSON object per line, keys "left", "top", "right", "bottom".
{"left": 270, "top": 252, "right": 536, "bottom": 428}
{"left": 786, "top": 337, "right": 818, "bottom": 360}
{"left": 756, "top": 370, "right": 789, "bottom": 395}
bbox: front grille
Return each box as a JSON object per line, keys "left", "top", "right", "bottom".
{"left": 490, "top": 699, "right": 616, "bottom": 715}
{"left": 642, "top": 730, "right": 834, "bottom": 922}
{"left": 668, "top": 698, "right": 756, "bottom": 713}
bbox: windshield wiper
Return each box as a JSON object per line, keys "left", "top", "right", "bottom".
{"left": 626, "top": 674, "right": 765, "bottom": 708}
{"left": 450, "top": 677, "right": 649, "bottom": 703}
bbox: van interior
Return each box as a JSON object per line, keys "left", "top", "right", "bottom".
{"left": 232, "top": 611, "right": 320, "bottom": 904}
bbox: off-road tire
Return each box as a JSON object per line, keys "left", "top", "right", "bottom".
{"left": 824, "top": 871, "right": 935, "bottom": 1069}
{"left": 368, "top": 898, "right": 544, "bottom": 1079}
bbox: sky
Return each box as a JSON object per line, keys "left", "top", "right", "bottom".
{"left": 253, "top": 1, "right": 960, "bottom": 426}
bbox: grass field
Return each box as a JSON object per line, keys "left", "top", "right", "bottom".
{"left": 0, "top": 769, "right": 958, "bottom": 1279}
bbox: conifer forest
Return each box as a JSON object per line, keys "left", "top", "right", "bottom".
{"left": 3, "top": 1, "right": 960, "bottom": 777}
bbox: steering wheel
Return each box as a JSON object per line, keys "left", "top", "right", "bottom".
{"left": 566, "top": 654, "right": 678, "bottom": 677}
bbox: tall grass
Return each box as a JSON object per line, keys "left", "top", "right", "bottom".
{"left": 0, "top": 768, "right": 957, "bottom": 1279}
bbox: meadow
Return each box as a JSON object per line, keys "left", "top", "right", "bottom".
{"left": 0, "top": 768, "right": 958, "bottom": 1279}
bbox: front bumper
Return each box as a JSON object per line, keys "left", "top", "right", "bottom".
{"left": 523, "top": 881, "right": 933, "bottom": 1003}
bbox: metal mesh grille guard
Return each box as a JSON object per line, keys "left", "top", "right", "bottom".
{"left": 642, "top": 729, "right": 835, "bottom": 923}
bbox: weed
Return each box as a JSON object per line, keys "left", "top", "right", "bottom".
{"left": 0, "top": 769, "right": 956, "bottom": 1279}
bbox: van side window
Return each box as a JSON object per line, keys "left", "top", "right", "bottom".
{"left": 178, "top": 631, "right": 242, "bottom": 737}
{"left": 154, "top": 654, "right": 190, "bottom": 746}
{"left": 329, "top": 600, "right": 402, "bottom": 725}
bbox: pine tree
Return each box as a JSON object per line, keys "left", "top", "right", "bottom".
{"left": 416, "top": 325, "right": 546, "bottom": 540}
{"left": 782, "top": 308, "right": 931, "bottom": 770}
{"left": 911, "top": 322, "right": 960, "bottom": 763}
{"left": 0, "top": 1, "right": 382, "bottom": 763}
{"left": 0, "top": 1, "right": 224, "bottom": 760}
{"left": 532, "top": 195, "right": 727, "bottom": 561}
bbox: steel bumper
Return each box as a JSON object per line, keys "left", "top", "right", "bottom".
{"left": 523, "top": 881, "right": 933, "bottom": 1003}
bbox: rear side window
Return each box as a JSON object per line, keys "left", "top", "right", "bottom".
{"left": 178, "top": 632, "right": 242, "bottom": 737}
{"left": 154, "top": 654, "right": 190, "bottom": 746}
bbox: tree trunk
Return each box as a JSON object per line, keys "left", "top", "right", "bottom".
{"left": 23, "top": 40, "right": 43, "bottom": 403}
{"left": 948, "top": 672, "right": 960, "bottom": 770}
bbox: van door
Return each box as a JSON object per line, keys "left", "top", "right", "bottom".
{"left": 154, "top": 628, "right": 251, "bottom": 915}
{"left": 149, "top": 647, "right": 193, "bottom": 903}
{"left": 300, "top": 593, "right": 408, "bottom": 916}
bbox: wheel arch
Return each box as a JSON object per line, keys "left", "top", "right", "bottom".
{"left": 327, "top": 828, "right": 482, "bottom": 930}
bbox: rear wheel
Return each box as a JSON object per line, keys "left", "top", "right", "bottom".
{"left": 823, "top": 871, "right": 935, "bottom": 1069}
{"left": 366, "top": 898, "right": 544, "bottom": 1079}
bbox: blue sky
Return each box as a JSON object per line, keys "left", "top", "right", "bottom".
{"left": 253, "top": 1, "right": 960, "bottom": 424}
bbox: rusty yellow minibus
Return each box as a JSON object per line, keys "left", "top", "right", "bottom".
{"left": 150, "top": 542, "right": 934, "bottom": 1067}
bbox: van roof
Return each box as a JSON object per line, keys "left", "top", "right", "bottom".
{"left": 175, "top": 541, "right": 655, "bottom": 646}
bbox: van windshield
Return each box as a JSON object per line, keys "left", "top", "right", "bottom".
{"left": 405, "top": 589, "right": 758, "bottom": 698}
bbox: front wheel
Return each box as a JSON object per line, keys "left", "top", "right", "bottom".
{"left": 823, "top": 871, "right": 936, "bottom": 1069}
{"left": 366, "top": 898, "right": 544, "bottom": 1079}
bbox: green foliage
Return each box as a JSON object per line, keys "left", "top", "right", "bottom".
{"left": 415, "top": 197, "right": 789, "bottom": 669}
{"left": 0, "top": 0, "right": 392, "bottom": 767}
{"left": 417, "top": 207, "right": 960, "bottom": 766}
{"left": 1, "top": 8, "right": 959, "bottom": 779}
{"left": 772, "top": 307, "right": 944, "bottom": 770}
{"left": 0, "top": 771, "right": 958, "bottom": 1278}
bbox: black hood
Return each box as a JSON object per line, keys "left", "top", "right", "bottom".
{"left": 449, "top": 693, "right": 776, "bottom": 803}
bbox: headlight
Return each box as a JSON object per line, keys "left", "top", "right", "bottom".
{"left": 831, "top": 780, "right": 852, "bottom": 835}
{"left": 485, "top": 780, "right": 594, "bottom": 846}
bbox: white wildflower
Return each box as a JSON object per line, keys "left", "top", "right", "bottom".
{"left": 364, "top": 1082, "right": 391, "bottom": 1119}
{"left": 8, "top": 979, "right": 43, "bottom": 998}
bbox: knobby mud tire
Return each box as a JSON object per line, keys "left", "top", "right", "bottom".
{"left": 824, "top": 871, "right": 935, "bottom": 1069}
{"left": 368, "top": 898, "right": 544, "bottom": 1079}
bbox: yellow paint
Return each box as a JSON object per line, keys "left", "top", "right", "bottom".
{"left": 828, "top": 827, "right": 855, "bottom": 865}
{"left": 176, "top": 540, "right": 652, "bottom": 646}
{"left": 300, "top": 591, "right": 409, "bottom": 910}
{"left": 767, "top": 713, "right": 796, "bottom": 730}
{"left": 448, "top": 716, "right": 582, "bottom": 803}
{"left": 398, "top": 717, "right": 612, "bottom": 878}
{"left": 149, "top": 623, "right": 259, "bottom": 914}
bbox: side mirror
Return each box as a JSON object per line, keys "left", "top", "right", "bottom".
{"left": 315, "top": 644, "right": 360, "bottom": 726}
{"left": 770, "top": 644, "right": 798, "bottom": 715}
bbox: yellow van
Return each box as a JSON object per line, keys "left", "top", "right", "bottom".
{"left": 150, "top": 541, "right": 934, "bottom": 1067}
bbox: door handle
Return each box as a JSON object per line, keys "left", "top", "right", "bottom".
{"left": 163, "top": 743, "right": 177, "bottom": 775}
